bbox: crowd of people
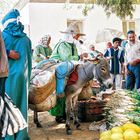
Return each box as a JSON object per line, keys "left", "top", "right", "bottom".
{"left": 104, "top": 31, "right": 140, "bottom": 91}
{"left": 0, "top": 8, "right": 140, "bottom": 139}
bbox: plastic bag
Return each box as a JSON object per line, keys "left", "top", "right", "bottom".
{"left": 49, "top": 97, "right": 66, "bottom": 116}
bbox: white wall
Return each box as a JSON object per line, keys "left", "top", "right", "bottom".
{"left": 20, "top": 5, "right": 30, "bottom": 37}
{"left": 20, "top": 3, "right": 140, "bottom": 51}
{"left": 20, "top": 3, "right": 122, "bottom": 48}
{"left": 125, "top": 5, "right": 140, "bottom": 36}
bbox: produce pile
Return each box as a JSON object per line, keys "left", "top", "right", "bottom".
{"left": 103, "top": 90, "right": 140, "bottom": 128}
{"left": 99, "top": 89, "right": 140, "bottom": 140}
{"left": 126, "top": 91, "right": 140, "bottom": 126}
{"left": 100, "top": 123, "right": 140, "bottom": 140}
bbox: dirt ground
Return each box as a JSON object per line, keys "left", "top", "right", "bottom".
{"left": 28, "top": 110, "right": 100, "bottom": 140}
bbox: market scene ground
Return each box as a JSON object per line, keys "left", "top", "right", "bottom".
{"left": 28, "top": 110, "right": 99, "bottom": 140}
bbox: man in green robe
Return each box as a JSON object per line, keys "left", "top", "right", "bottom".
{"left": 2, "top": 9, "right": 32, "bottom": 140}
{"left": 49, "top": 22, "right": 85, "bottom": 123}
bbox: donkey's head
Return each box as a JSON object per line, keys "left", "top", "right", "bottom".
{"left": 90, "top": 57, "right": 113, "bottom": 89}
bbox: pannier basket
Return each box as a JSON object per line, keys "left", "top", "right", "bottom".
{"left": 29, "top": 92, "right": 56, "bottom": 112}
{"left": 29, "top": 60, "right": 57, "bottom": 104}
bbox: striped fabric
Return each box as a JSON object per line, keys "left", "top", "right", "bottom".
{"left": 0, "top": 94, "right": 27, "bottom": 138}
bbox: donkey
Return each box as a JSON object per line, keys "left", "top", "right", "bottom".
{"left": 64, "top": 57, "right": 113, "bottom": 135}
{"left": 32, "top": 57, "right": 112, "bottom": 133}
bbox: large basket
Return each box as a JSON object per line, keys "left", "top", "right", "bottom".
{"left": 29, "top": 61, "right": 57, "bottom": 104}
{"left": 78, "top": 99, "right": 106, "bottom": 122}
{"left": 29, "top": 92, "right": 56, "bottom": 112}
{"left": 29, "top": 73, "right": 56, "bottom": 104}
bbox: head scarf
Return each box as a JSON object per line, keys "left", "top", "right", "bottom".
{"left": 0, "top": 30, "right": 8, "bottom": 77}
{"left": 62, "top": 33, "right": 75, "bottom": 43}
{"left": 38, "top": 35, "right": 51, "bottom": 47}
{"left": 2, "top": 9, "right": 25, "bottom": 37}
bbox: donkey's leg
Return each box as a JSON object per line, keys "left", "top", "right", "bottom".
{"left": 34, "top": 110, "right": 42, "bottom": 128}
{"left": 73, "top": 95, "right": 81, "bottom": 130}
{"left": 72, "top": 88, "right": 83, "bottom": 130}
{"left": 66, "top": 95, "right": 73, "bottom": 135}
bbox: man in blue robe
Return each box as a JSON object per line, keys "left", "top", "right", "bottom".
{"left": 2, "top": 9, "right": 32, "bottom": 140}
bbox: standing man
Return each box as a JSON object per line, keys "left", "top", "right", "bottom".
{"left": 2, "top": 9, "right": 32, "bottom": 140}
{"left": 104, "top": 37, "right": 124, "bottom": 89}
{"left": 125, "top": 30, "right": 140, "bottom": 90}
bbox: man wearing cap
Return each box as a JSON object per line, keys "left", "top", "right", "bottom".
{"left": 1, "top": 9, "right": 32, "bottom": 140}
{"left": 49, "top": 22, "right": 85, "bottom": 123}
{"left": 125, "top": 30, "right": 140, "bottom": 90}
{"left": 104, "top": 37, "right": 124, "bottom": 89}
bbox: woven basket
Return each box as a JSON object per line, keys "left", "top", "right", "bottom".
{"left": 29, "top": 92, "right": 56, "bottom": 112}
{"left": 78, "top": 99, "right": 105, "bottom": 122}
{"left": 29, "top": 72, "right": 56, "bottom": 104}
{"left": 29, "top": 61, "right": 58, "bottom": 104}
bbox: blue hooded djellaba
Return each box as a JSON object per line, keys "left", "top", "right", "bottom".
{"left": 2, "top": 9, "right": 32, "bottom": 140}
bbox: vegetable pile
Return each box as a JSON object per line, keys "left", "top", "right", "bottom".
{"left": 100, "top": 89, "right": 140, "bottom": 140}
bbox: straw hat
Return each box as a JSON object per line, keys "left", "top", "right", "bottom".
{"left": 60, "top": 22, "right": 85, "bottom": 36}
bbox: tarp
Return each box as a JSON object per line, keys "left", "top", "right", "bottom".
{"left": 95, "top": 28, "right": 126, "bottom": 43}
